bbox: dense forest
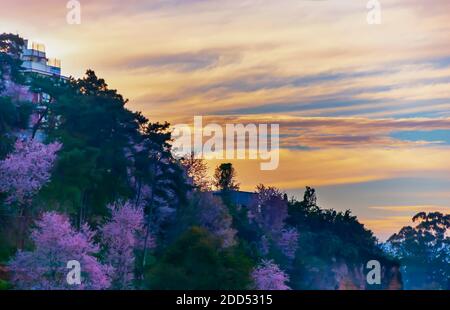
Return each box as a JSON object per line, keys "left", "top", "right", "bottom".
{"left": 0, "top": 33, "right": 448, "bottom": 290}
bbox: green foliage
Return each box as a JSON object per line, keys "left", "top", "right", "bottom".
{"left": 0, "top": 33, "right": 26, "bottom": 91}
{"left": 33, "top": 70, "right": 142, "bottom": 222}
{"left": 0, "top": 232, "right": 15, "bottom": 263}
{"left": 145, "top": 227, "right": 253, "bottom": 290}
{"left": 0, "top": 98, "right": 32, "bottom": 158}
{"left": 0, "top": 279, "right": 12, "bottom": 290}
{"left": 286, "top": 187, "right": 395, "bottom": 289}
{"left": 37, "top": 147, "right": 101, "bottom": 216}
{"left": 287, "top": 189, "right": 379, "bottom": 263}
{"left": 386, "top": 212, "right": 449, "bottom": 289}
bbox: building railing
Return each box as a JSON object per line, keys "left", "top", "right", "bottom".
{"left": 47, "top": 58, "right": 61, "bottom": 68}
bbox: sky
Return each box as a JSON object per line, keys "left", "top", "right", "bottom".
{"left": 2, "top": 0, "right": 450, "bottom": 240}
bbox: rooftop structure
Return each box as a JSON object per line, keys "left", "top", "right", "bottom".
{"left": 212, "top": 190, "right": 257, "bottom": 207}
{"left": 20, "top": 39, "right": 62, "bottom": 77}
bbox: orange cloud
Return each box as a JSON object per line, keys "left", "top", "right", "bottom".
{"left": 4, "top": 0, "right": 450, "bottom": 121}
{"left": 172, "top": 115, "right": 450, "bottom": 149}
{"left": 4, "top": 0, "right": 450, "bottom": 240}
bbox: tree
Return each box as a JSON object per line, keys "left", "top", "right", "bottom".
{"left": 180, "top": 152, "right": 211, "bottom": 191}
{"left": 37, "top": 70, "right": 143, "bottom": 224}
{"left": 278, "top": 228, "right": 299, "bottom": 260}
{"left": 8, "top": 212, "right": 111, "bottom": 290}
{"left": 0, "top": 97, "right": 32, "bottom": 158}
{"left": 249, "top": 184, "right": 288, "bottom": 235}
{"left": 101, "top": 201, "right": 151, "bottom": 289}
{"left": 213, "top": 163, "right": 239, "bottom": 191}
{"left": 195, "top": 193, "right": 236, "bottom": 248}
{"left": 284, "top": 187, "right": 391, "bottom": 289}
{"left": 146, "top": 227, "right": 252, "bottom": 290}
{"left": 0, "top": 33, "right": 24, "bottom": 57}
{"left": 0, "top": 139, "right": 61, "bottom": 248}
{"left": 251, "top": 260, "right": 291, "bottom": 290}
{"left": 31, "top": 70, "right": 190, "bottom": 276}
{"left": 27, "top": 74, "right": 67, "bottom": 140}
{"left": 134, "top": 121, "right": 190, "bottom": 272}
{"left": 0, "top": 139, "right": 61, "bottom": 206}
{"left": 386, "top": 212, "right": 450, "bottom": 289}
{"left": 303, "top": 186, "right": 318, "bottom": 211}
{"left": 247, "top": 185, "right": 299, "bottom": 261}
{"left": 0, "top": 33, "right": 25, "bottom": 92}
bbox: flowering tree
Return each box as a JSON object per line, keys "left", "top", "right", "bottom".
{"left": 180, "top": 152, "right": 211, "bottom": 191}
{"left": 0, "top": 139, "right": 62, "bottom": 205}
{"left": 9, "top": 212, "right": 111, "bottom": 290}
{"left": 0, "top": 139, "right": 62, "bottom": 248}
{"left": 277, "top": 228, "right": 299, "bottom": 260}
{"left": 196, "top": 193, "right": 236, "bottom": 248}
{"left": 101, "top": 201, "right": 151, "bottom": 289}
{"left": 251, "top": 260, "right": 291, "bottom": 290}
{"left": 249, "top": 185, "right": 288, "bottom": 235}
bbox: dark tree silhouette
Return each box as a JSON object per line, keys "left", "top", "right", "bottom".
{"left": 213, "top": 163, "right": 240, "bottom": 192}
{"left": 0, "top": 33, "right": 25, "bottom": 92}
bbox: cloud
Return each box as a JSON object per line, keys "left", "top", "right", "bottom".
{"left": 4, "top": 0, "right": 450, "bottom": 123}
{"left": 205, "top": 146, "right": 450, "bottom": 191}
{"left": 114, "top": 48, "right": 241, "bottom": 73}
{"left": 5, "top": 0, "right": 450, "bottom": 121}
{"left": 173, "top": 115, "right": 450, "bottom": 149}
{"left": 5, "top": 0, "right": 450, "bottom": 239}
{"left": 369, "top": 205, "right": 450, "bottom": 213}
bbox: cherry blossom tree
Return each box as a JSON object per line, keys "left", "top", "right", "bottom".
{"left": 0, "top": 139, "right": 62, "bottom": 205}
{"left": 251, "top": 260, "right": 291, "bottom": 290}
{"left": 0, "top": 139, "right": 62, "bottom": 248}
{"left": 249, "top": 185, "right": 299, "bottom": 259}
{"left": 196, "top": 193, "right": 236, "bottom": 248}
{"left": 101, "top": 201, "right": 152, "bottom": 289}
{"left": 249, "top": 185, "right": 288, "bottom": 235}
{"left": 8, "top": 212, "right": 111, "bottom": 290}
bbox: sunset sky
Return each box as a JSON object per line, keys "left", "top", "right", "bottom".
{"left": 2, "top": 0, "right": 450, "bottom": 240}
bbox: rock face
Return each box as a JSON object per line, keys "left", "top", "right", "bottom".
{"left": 297, "top": 260, "right": 403, "bottom": 290}
{"left": 335, "top": 262, "right": 403, "bottom": 290}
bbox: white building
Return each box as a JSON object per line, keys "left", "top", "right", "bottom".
{"left": 20, "top": 40, "right": 62, "bottom": 77}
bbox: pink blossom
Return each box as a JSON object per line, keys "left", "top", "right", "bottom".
{"left": 102, "top": 201, "right": 151, "bottom": 289}
{"left": 0, "top": 139, "right": 62, "bottom": 205}
{"left": 9, "top": 212, "right": 111, "bottom": 290}
{"left": 251, "top": 260, "right": 291, "bottom": 290}
{"left": 29, "top": 113, "right": 40, "bottom": 127}
{"left": 249, "top": 185, "right": 288, "bottom": 235}
{"left": 197, "top": 193, "right": 236, "bottom": 248}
